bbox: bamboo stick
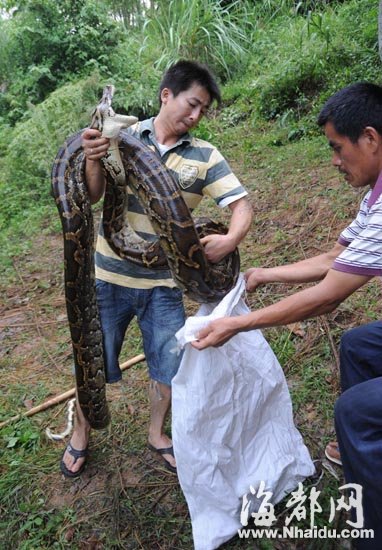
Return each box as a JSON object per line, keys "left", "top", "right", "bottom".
{"left": 0, "top": 353, "right": 145, "bottom": 429}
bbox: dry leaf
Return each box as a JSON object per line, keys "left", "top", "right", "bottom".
{"left": 64, "top": 527, "right": 75, "bottom": 542}
{"left": 287, "top": 322, "right": 306, "bottom": 338}
{"left": 306, "top": 410, "right": 317, "bottom": 421}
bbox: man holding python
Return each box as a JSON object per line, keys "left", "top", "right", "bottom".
{"left": 60, "top": 60, "right": 253, "bottom": 476}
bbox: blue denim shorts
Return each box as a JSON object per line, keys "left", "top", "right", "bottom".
{"left": 95, "top": 280, "right": 185, "bottom": 385}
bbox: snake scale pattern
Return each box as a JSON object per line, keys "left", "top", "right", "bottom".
{"left": 51, "top": 86, "right": 240, "bottom": 428}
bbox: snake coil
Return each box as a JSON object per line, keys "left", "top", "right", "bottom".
{"left": 51, "top": 87, "right": 240, "bottom": 428}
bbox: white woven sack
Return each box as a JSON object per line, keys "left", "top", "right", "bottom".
{"left": 172, "top": 276, "right": 315, "bottom": 550}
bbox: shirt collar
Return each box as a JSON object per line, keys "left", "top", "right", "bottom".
{"left": 367, "top": 170, "right": 382, "bottom": 208}
{"left": 139, "top": 117, "right": 192, "bottom": 148}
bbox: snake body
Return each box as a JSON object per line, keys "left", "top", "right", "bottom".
{"left": 51, "top": 87, "right": 240, "bottom": 429}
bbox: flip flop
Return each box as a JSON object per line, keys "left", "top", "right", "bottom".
{"left": 60, "top": 441, "right": 88, "bottom": 478}
{"left": 325, "top": 441, "right": 342, "bottom": 467}
{"left": 147, "top": 443, "right": 177, "bottom": 474}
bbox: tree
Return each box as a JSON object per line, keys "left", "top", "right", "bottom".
{"left": 0, "top": 0, "right": 124, "bottom": 123}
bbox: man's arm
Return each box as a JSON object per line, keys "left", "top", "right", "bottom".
{"left": 82, "top": 128, "right": 110, "bottom": 204}
{"left": 245, "top": 241, "right": 346, "bottom": 290}
{"left": 192, "top": 269, "right": 371, "bottom": 349}
{"left": 200, "top": 197, "right": 253, "bottom": 263}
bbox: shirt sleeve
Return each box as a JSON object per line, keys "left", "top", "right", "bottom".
{"left": 333, "top": 192, "right": 382, "bottom": 276}
{"left": 202, "top": 147, "right": 247, "bottom": 206}
{"left": 337, "top": 193, "right": 369, "bottom": 246}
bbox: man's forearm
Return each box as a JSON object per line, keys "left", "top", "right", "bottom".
{"left": 236, "top": 283, "right": 341, "bottom": 331}
{"left": 256, "top": 251, "right": 339, "bottom": 283}
{"left": 192, "top": 284, "right": 339, "bottom": 350}
{"left": 85, "top": 159, "right": 106, "bottom": 204}
{"left": 227, "top": 198, "right": 253, "bottom": 246}
{"left": 192, "top": 270, "right": 371, "bottom": 350}
{"left": 246, "top": 242, "right": 346, "bottom": 289}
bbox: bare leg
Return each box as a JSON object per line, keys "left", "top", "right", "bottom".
{"left": 61, "top": 392, "right": 91, "bottom": 474}
{"left": 147, "top": 381, "right": 176, "bottom": 469}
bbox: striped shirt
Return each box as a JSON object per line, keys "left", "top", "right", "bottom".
{"left": 95, "top": 118, "right": 247, "bottom": 289}
{"left": 333, "top": 172, "right": 382, "bottom": 277}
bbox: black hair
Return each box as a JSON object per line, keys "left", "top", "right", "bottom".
{"left": 158, "top": 59, "right": 221, "bottom": 107}
{"left": 317, "top": 82, "right": 382, "bottom": 142}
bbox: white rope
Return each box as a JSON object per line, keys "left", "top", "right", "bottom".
{"left": 45, "top": 398, "right": 76, "bottom": 441}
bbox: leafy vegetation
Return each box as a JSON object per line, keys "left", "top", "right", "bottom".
{"left": 0, "top": 0, "right": 124, "bottom": 123}
{"left": 1, "top": 0, "right": 381, "bottom": 547}
{"left": 140, "top": 0, "right": 254, "bottom": 78}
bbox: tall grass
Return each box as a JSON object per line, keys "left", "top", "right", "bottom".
{"left": 139, "top": 0, "right": 255, "bottom": 79}
{"left": 228, "top": 0, "right": 379, "bottom": 139}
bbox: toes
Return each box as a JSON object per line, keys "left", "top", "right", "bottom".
{"left": 62, "top": 450, "right": 85, "bottom": 473}
{"left": 162, "top": 453, "right": 176, "bottom": 468}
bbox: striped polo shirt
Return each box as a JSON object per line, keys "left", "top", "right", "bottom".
{"left": 95, "top": 117, "right": 247, "bottom": 289}
{"left": 333, "top": 171, "right": 382, "bottom": 277}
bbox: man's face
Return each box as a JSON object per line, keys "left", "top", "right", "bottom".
{"left": 160, "top": 83, "right": 211, "bottom": 135}
{"left": 324, "top": 121, "right": 380, "bottom": 189}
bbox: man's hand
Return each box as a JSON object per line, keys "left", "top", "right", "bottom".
{"left": 191, "top": 317, "right": 239, "bottom": 349}
{"left": 244, "top": 267, "right": 270, "bottom": 291}
{"left": 200, "top": 233, "right": 236, "bottom": 263}
{"left": 82, "top": 128, "right": 110, "bottom": 161}
{"left": 82, "top": 128, "right": 110, "bottom": 203}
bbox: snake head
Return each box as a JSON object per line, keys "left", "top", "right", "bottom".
{"left": 90, "top": 84, "right": 116, "bottom": 131}
{"left": 90, "top": 85, "right": 138, "bottom": 137}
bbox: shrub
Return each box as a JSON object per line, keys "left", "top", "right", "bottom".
{"left": 227, "top": 0, "right": 379, "bottom": 137}
{"left": 0, "top": 0, "right": 124, "bottom": 124}
{"left": 0, "top": 75, "right": 103, "bottom": 228}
